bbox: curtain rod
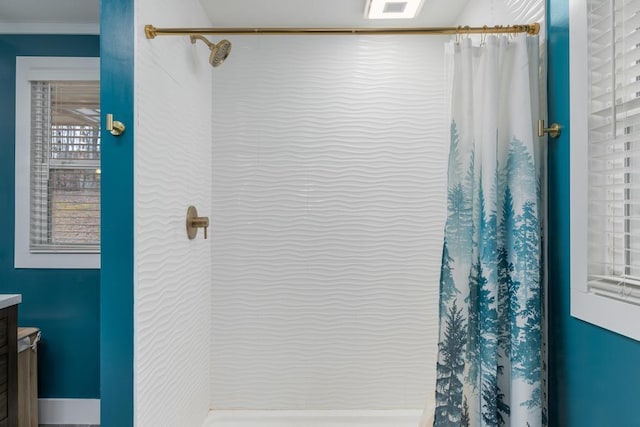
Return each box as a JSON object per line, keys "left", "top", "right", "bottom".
{"left": 144, "top": 23, "right": 540, "bottom": 39}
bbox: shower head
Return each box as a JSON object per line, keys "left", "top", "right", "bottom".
{"left": 190, "top": 35, "right": 232, "bottom": 67}
{"left": 210, "top": 39, "right": 232, "bottom": 67}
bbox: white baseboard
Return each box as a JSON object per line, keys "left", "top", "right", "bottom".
{"left": 39, "top": 398, "right": 100, "bottom": 425}
{"left": 203, "top": 410, "right": 423, "bottom": 427}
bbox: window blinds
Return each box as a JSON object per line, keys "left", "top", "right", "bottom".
{"left": 588, "top": 0, "right": 640, "bottom": 305}
{"left": 29, "top": 80, "right": 101, "bottom": 253}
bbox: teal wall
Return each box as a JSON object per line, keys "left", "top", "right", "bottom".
{"left": 547, "top": 0, "right": 640, "bottom": 425}
{"left": 100, "top": 0, "right": 134, "bottom": 424}
{"left": 0, "top": 35, "right": 100, "bottom": 399}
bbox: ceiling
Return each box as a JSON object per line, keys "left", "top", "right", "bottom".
{"left": 0, "top": 0, "right": 99, "bottom": 33}
{"left": 200, "top": 0, "right": 469, "bottom": 27}
{"left": 0, "top": 0, "right": 469, "bottom": 33}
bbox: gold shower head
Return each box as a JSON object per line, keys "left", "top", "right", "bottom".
{"left": 190, "top": 35, "right": 232, "bottom": 67}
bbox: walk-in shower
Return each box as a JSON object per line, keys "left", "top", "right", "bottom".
{"left": 133, "top": 5, "right": 546, "bottom": 424}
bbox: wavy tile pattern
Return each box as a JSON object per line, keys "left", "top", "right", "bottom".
{"left": 456, "top": 0, "right": 546, "bottom": 39}
{"left": 211, "top": 36, "right": 448, "bottom": 409}
{"left": 135, "top": 1, "right": 212, "bottom": 426}
{"left": 504, "top": 0, "right": 545, "bottom": 25}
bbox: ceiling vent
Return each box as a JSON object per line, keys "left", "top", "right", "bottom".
{"left": 365, "top": 0, "right": 425, "bottom": 19}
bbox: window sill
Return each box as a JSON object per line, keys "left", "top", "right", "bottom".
{"left": 571, "top": 289, "right": 640, "bottom": 342}
{"left": 14, "top": 251, "right": 100, "bottom": 269}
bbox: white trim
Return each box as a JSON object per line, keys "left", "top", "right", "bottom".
{"left": 203, "top": 410, "right": 423, "bottom": 427}
{"left": 14, "top": 56, "right": 100, "bottom": 269}
{"left": 0, "top": 22, "right": 99, "bottom": 35}
{"left": 38, "top": 398, "right": 100, "bottom": 425}
{"left": 569, "top": 0, "right": 588, "bottom": 295}
{"left": 569, "top": 0, "right": 640, "bottom": 339}
{"left": 571, "top": 290, "right": 640, "bottom": 341}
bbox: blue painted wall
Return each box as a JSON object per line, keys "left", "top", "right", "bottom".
{"left": 0, "top": 35, "right": 100, "bottom": 399}
{"left": 100, "top": 0, "right": 134, "bottom": 424}
{"left": 547, "top": 1, "right": 640, "bottom": 425}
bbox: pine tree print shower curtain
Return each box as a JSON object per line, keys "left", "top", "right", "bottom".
{"left": 433, "top": 33, "right": 544, "bottom": 427}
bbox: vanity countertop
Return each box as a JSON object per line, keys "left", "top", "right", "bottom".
{"left": 0, "top": 294, "right": 21, "bottom": 310}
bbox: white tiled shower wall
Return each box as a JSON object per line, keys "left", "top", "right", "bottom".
{"left": 457, "top": 0, "right": 545, "bottom": 28}
{"left": 210, "top": 35, "right": 449, "bottom": 410}
{"left": 134, "top": 0, "right": 212, "bottom": 426}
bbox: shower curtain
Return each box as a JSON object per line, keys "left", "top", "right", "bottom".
{"left": 431, "top": 33, "right": 544, "bottom": 427}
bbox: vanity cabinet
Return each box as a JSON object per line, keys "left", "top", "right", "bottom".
{"left": 0, "top": 303, "right": 18, "bottom": 427}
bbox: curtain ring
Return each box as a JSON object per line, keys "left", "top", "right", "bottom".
{"left": 481, "top": 25, "right": 488, "bottom": 46}
{"left": 456, "top": 26, "right": 461, "bottom": 45}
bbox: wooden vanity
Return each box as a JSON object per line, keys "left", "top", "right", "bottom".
{"left": 0, "top": 295, "right": 21, "bottom": 427}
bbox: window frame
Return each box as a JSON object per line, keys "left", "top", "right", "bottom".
{"left": 14, "top": 56, "right": 100, "bottom": 269}
{"left": 570, "top": 1, "right": 640, "bottom": 341}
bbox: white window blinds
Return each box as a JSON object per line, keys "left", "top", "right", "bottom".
{"left": 588, "top": 0, "right": 640, "bottom": 305}
{"left": 30, "top": 80, "right": 101, "bottom": 253}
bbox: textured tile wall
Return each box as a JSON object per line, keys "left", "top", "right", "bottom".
{"left": 210, "top": 35, "right": 449, "bottom": 409}
{"left": 134, "top": 0, "right": 213, "bottom": 425}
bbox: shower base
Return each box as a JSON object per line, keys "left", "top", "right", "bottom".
{"left": 203, "top": 410, "right": 423, "bottom": 426}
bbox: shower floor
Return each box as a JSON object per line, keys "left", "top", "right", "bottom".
{"left": 202, "top": 410, "right": 423, "bottom": 427}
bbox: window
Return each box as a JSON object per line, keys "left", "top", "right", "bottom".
{"left": 570, "top": 0, "right": 640, "bottom": 340}
{"left": 15, "top": 57, "right": 100, "bottom": 269}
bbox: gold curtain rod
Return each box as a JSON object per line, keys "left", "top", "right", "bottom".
{"left": 144, "top": 23, "right": 539, "bottom": 39}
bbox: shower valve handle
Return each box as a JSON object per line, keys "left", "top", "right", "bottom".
{"left": 192, "top": 217, "right": 210, "bottom": 239}
{"left": 186, "top": 206, "right": 210, "bottom": 240}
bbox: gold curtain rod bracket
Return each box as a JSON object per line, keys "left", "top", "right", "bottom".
{"left": 144, "top": 23, "right": 540, "bottom": 38}
{"left": 529, "top": 23, "right": 541, "bottom": 35}
{"left": 144, "top": 25, "right": 157, "bottom": 39}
